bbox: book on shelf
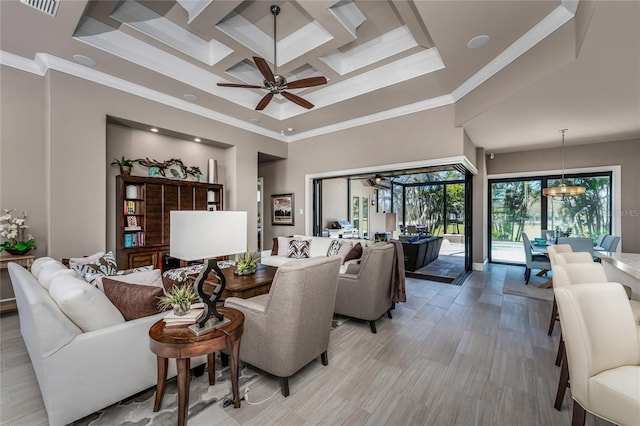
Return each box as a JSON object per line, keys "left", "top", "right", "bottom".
{"left": 124, "top": 226, "right": 142, "bottom": 231}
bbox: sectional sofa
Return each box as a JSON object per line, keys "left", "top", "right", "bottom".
{"left": 7, "top": 257, "right": 206, "bottom": 426}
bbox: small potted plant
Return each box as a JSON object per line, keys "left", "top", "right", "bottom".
{"left": 111, "top": 156, "right": 134, "bottom": 176}
{"left": 0, "top": 209, "right": 36, "bottom": 255}
{"left": 235, "top": 251, "right": 260, "bottom": 275}
{"left": 157, "top": 284, "right": 199, "bottom": 316}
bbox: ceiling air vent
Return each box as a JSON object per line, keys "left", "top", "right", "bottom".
{"left": 20, "top": 0, "right": 60, "bottom": 17}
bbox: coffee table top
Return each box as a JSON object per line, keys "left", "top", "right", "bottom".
{"left": 197, "top": 263, "right": 277, "bottom": 299}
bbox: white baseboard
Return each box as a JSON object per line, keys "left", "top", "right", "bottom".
{"left": 472, "top": 259, "right": 488, "bottom": 271}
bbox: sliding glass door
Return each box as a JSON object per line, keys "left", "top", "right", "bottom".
{"left": 489, "top": 172, "right": 612, "bottom": 264}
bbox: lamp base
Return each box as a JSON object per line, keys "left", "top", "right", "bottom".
{"left": 188, "top": 316, "right": 230, "bottom": 336}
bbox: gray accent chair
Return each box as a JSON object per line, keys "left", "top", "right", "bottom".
{"left": 521, "top": 232, "right": 551, "bottom": 284}
{"left": 224, "top": 256, "right": 341, "bottom": 397}
{"left": 557, "top": 237, "right": 593, "bottom": 255}
{"left": 334, "top": 243, "right": 395, "bottom": 333}
{"left": 600, "top": 235, "right": 620, "bottom": 252}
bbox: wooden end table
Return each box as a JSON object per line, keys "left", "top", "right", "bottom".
{"left": 200, "top": 263, "right": 278, "bottom": 299}
{"left": 148, "top": 307, "right": 244, "bottom": 426}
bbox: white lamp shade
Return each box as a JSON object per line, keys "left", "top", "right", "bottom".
{"left": 385, "top": 213, "right": 397, "bottom": 232}
{"left": 170, "top": 211, "right": 247, "bottom": 261}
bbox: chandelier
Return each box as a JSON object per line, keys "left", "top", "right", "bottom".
{"left": 542, "top": 129, "right": 586, "bottom": 200}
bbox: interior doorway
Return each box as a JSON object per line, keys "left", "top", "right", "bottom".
{"left": 257, "top": 177, "right": 263, "bottom": 252}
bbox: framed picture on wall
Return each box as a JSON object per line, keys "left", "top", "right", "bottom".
{"left": 272, "top": 193, "right": 294, "bottom": 226}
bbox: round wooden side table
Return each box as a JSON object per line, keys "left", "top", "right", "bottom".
{"left": 149, "top": 307, "right": 244, "bottom": 426}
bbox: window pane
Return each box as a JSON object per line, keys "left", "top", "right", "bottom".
{"left": 490, "top": 180, "right": 541, "bottom": 262}
{"left": 547, "top": 175, "right": 611, "bottom": 239}
{"left": 352, "top": 196, "right": 359, "bottom": 231}
{"left": 405, "top": 185, "right": 444, "bottom": 235}
{"left": 445, "top": 183, "right": 465, "bottom": 235}
{"left": 393, "top": 184, "right": 403, "bottom": 224}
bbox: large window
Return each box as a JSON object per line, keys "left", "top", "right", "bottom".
{"left": 489, "top": 172, "right": 612, "bottom": 263}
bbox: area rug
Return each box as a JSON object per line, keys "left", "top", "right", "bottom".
{"left": 502, "top": 265, "right": 553, "bottom": 301}
{"left": 73, "top": 358, "right": 260, "bottom": 426}
{"left": 73, "top": 317, "right": 348, "bottom": 425}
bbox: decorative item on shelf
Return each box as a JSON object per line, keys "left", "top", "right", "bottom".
{"left": 542, "top": 129, "right": 586, "bottom": 200}
{"left": 125, "top": 185, "right": 138, "bottom": 199}
{"left": 207, "top": 159, "right": 217, "bottom": 183}
{"left": 111, "top": 156, "right": 134, "bottom": 176}
{"left": 0, "top": 209, "right": 36, "bottom": 255}
{"left": 235, "top": 251, "right": 260, "bottom": 275}
{"left": 170, "top": 210, "right": 247, "bottom": 335}
{"left": 157, "top": 284, "right": 199, "bottom": 316}
{"left": 186, "top": 166, "right": 202, "bottom": 182}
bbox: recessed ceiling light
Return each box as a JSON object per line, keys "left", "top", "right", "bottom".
{"left": 184, "top": 94, "right": 198, "bottom": 102}
{"left": 150, "top": 128, "right": 159, "bottom": 133}
{"left": 287, "top": 127, "right": 294, "bottom": 132}
{"left": 72, "top": 54, "right": 96, "bottom": 66}
{"left": 467, "top": 35, "right": 490, "bottom": 50}
{"left": 194, "top": 137, "right": 201, "bottom": 142}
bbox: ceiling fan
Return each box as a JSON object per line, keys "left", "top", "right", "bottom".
{"left": 217, "top": 5, "right": 327, "bottom": 111}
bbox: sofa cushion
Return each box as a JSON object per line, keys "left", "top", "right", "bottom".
{"left": 327, "top": 239, "right": 341, "bottom": 256}
{"left": 344, "top": 243, "right": 363, "bottom": 262}
{"left": 96, "top": 268, "right": 163, "bottom": 292}
{"left": 39, "top": 265, "right": 79, "bottom": 290}
{"left": 49, "top": 274, "right": 125, "bottom": 331}
{"left": 276, "top": 237, "right": 295, "bottom": 256}
{"left": 71, "top": 251, "right": 119, "bottom": 285}
{"left": 68, "top": 251, "right": 106, "bottom": 267}
{"left": 31, "top": 257, "right": 59, "bottom": 279}
{"left": 287, "top": 239, "right": 311, "bottom": 259}
{"left": 102, "top": 278, "right": 164, "bottom": 321}
{"left": 336, "top": 241, "right": 353, "bottom": 263}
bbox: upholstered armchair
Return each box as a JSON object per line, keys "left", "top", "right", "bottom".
{"left": 555, "top": 282, "right": 640, "bottom": 426}
{"left": 223, "top": 256, "right": 341, "bottom": 397}
{"left": 334, "top": 243, "right": 395, "bottom": 333}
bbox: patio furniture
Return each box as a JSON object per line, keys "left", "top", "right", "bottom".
{"left": 400, "top": 236, "right": 443, "bottom": 272}
{"left": 522, "top": 232, "right": 551, "bottom": 284}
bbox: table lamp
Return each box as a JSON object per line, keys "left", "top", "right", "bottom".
{"left": 170, "top": 211, "right": 247, "bottom": 336}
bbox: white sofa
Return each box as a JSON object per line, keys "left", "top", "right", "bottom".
{"left": 7, "top": 257, "right": 205, "bottom": 426}
{"left": 260, "top": 235, "right": 375, "bottom": 273}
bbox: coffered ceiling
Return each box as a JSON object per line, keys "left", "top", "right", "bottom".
{"left": 1, "top": 0, "right": 638, "bottom": 151}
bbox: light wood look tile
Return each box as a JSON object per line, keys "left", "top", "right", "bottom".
{"left": 0, "top": 264, "right": 616, "bottom": 425}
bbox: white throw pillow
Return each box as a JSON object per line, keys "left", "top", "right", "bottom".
{"left": 95, "top": 269, "right": 163, "bottom": 292}
{"left": 276, "top": 237, "right": 294, "bottom": 256}
{"left": 31, "top": 257, "right": 58, "bottom": 279}
{"left": 68, "top": 251, "right": 106, "bottom": 267}
{"left": 49, "top": 274, "right": 125, "bottom": 332}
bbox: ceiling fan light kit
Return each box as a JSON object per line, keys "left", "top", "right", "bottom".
{"left": 217, "top": 4, "right": 327, "bottom": 111}
{"left": 542, "top": 129, "right": 586, "bottom": 200}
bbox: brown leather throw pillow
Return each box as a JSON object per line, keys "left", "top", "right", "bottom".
{"left": 271, "top": 237, "right": 279, "bottom": 255}
{"left": 344, "top": 242, "right": 363, "bottom": 262}
{"left": 102, "top": 278, "right": 164, "bottom": 321}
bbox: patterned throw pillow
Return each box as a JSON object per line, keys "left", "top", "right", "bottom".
{"left": 287, "top": 239, "right": 311, "bottom": 259}
{"left": 71, "top": 251, "right": 119, "bottom": 285}
{"left": 327, "top": 239, "right": 341, "bottom": 256}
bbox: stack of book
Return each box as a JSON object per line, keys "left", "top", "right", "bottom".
{"left": 163, "top": 308, "right": 204, "bottom": 327}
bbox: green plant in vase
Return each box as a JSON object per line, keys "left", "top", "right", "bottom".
{"left": 0, "top": 209, "right": 36, "bottom": 255}
{"left": 111, "top": 156, "right": 134, "bottom": 176}
{"left": 235, "top": 251, "right": 260, "bottom": 275}
{"left": 157, "top": 284, "right": 199, "bottom": 316}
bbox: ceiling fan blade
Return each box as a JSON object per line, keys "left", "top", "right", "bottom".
{"left": 217, "top": 83, "right": 263, "bottom": 89}
{"left": 255, "top": 93, "right": 274, "bottom": 111}
{"left": 282, "top": 91, "right": 314, "bottom": 109}
{"left": 285, "top": 76, "right": 327, "bottom": 89}
{"left": 253, "top": 56, "right": 275, "bottom": 83}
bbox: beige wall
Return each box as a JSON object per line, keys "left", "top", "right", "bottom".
{"left": 322, "top": 178, "right": 348, "bottom": 228}
{"left": 487, "top": 138, "right": 640, "bottom": 253}
{"left": 260, "top": 104, "right": 467, "bottom": 244}
{"left": 1, "top": 66, "right": 287, "bottom": 299}
{"left": 472, "top": 147, "right": 488, "bottom": 268}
